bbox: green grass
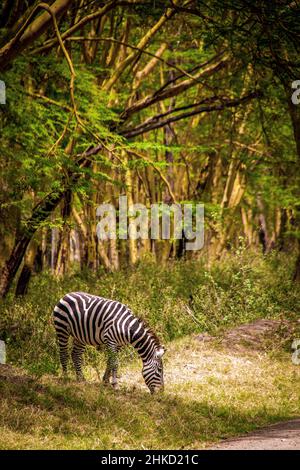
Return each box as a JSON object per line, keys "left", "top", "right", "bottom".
{"left": 0, "top": 337, "right": 299, "bottom": 450}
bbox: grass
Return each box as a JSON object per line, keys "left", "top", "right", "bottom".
{"left": 0, "top": 250, "right": 299, "bottom": 449}
{"left": 0, "top": 336, "right": 300, "bottom": 450}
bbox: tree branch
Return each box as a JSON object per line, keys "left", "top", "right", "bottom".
{"left": 121, "top": 96, "right": 223, "bottom": 135}
{"left": 120, "top": 91, "right": 260, "bottom": 138}
{"left": 119, "top": 54, "right": 229, "bottom": 123}
{"left": 37, "top": 3, "right": 80, "bottom": 125}
{"left": 0, "top": 0, "right": 72, "bottom": 71}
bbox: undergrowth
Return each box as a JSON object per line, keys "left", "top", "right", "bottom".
{"left": 0, "top": 250, "right": 299, "bottom": 375}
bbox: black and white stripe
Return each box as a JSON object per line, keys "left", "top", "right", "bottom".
{"left": 53, "top": 292, "right": 165, "bottom": 393}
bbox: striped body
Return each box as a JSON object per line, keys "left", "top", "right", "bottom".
{"left": 53, "top": 292, "right": 165, "bottom": 393}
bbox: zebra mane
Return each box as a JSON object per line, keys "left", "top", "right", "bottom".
{"left": 136, "top": 316, "right": 162, "bottom": 348}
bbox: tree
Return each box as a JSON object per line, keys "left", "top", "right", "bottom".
{"left": 0, "top": 0, "right": 299, "bottom": 297}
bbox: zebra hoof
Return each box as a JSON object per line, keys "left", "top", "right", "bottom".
{"left": 60, "top": 375, "right": 70, "bottom": 383}
{"left": 76, "top": 376, "right": 86, "bottom": 383}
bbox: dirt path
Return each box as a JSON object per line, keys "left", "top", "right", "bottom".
{"left": 174, "top": 319, "right": 300, "bottom": 450}
{"left": 210, "top": 419, "right": 300, "bottom": 450}
{"left": 201, "top": 319, "right": 300, "bottom": 450}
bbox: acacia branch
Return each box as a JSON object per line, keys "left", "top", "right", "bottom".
{"left": 224, "top": 139, "right": 269, "bottom": 157}
{"left": 119, "top": 54, "right": 229, "bottom": 122}
{"left": 151, "top": 50, "right": 227, "bottom": 98}
{"left": 25, "top": 91, "right": 73, "bottom": 112}
{"left": 121, "top": 96, "right": 223, "bottom": 135}
{"left": 30, "top": 3, "right": 81, "bottom": 127}
{"left": 120, "top": 92, "right": 260, "bottom": 138}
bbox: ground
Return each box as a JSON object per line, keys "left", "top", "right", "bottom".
{"left": 0, "top": 319, "right": 299, "bottom": 450}
{"left": 211, "top": 419, "right": 300, "bottom": 450}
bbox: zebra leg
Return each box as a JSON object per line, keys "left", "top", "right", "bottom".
{"left": 102, "top": 363, "right": 111, "bottom": 385}
{"left": 57, "top": 334, "right": 69, "bottom": 378}
{"left": 111, "top": 367, "right": 119, "bottom": 389}
{"left": 71, "top": 338, "right": 86, "bottom": 381}
{"left": 103, "top": 345, "right": 119, "bottom": 388}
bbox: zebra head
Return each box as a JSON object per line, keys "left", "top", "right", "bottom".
{"left": 142, "top": 346, "right": 165, "bottom": 394}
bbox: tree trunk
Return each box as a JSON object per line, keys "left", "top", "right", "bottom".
{"left": 0, "top": 150, "right": 92, "bottom": 298}
{"left": 124, "top": 152, "right": 138, "bottom": 266}
{"left": 0, "top": 0, "right": 73, "bottom": 71}
{"left": 281, "top": 80, "right": 300, "bottom": 280}
{"left": 293, "top": 242, "right": 300, "bottom": 283}
{"left": 54, "top": 190, "right": 72, "bottom": 276}
{"left": 15, "top": 239, "right": 38, "bottom": 296}
{"left": 0, "top": 190, "right": 64, "bottom": 298}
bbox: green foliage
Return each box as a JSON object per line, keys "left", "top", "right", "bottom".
{"left": 190, "top": 248, "right": 300, "bottom": 333}
{"left": 0, "top": 53, "right": 123, "bottom": 235}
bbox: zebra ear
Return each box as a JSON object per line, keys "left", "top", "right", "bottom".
{"left": 156, "top": 347, "right": 165, "bottom": 358}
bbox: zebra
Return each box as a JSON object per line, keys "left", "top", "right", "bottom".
{"left": 52, "top": 291, "right": 165, "bottom": 394}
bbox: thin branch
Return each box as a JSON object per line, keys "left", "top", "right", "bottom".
{"left": 121, "top": 96, "right": 223, "bottom": 135}
{"left": 46, "top": 113, "right": 72, "bottom": 158}
{"left": 25, "top": 91, "right": 73, "bottom": 112}
{"left": 224, "top": 139, "right": 269, "bottom": 157}
{"left": 152, "top": 50, "right": 227, "bottom": 99}
{"left": 32, "top": 3, "right": 80, "bottom": 125}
